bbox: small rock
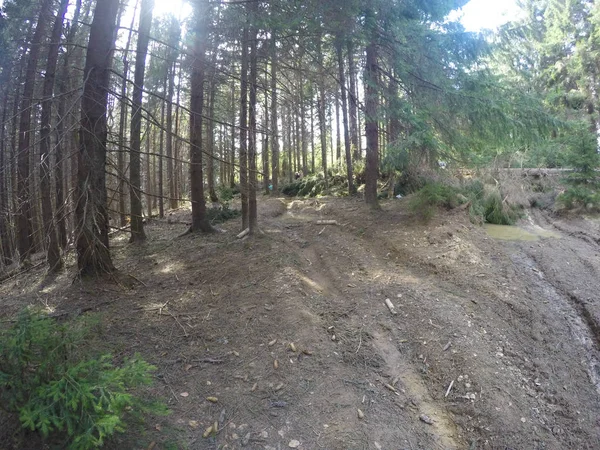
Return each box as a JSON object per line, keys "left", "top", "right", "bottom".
{"left": 419, "top": 414, "right": 434, "bottom": 425}
{"left": 288, "top": 440, "right": 301, "bottom": 448}
{"left": 260, "top": 431, "right": 269, "bottom": 439}
{"left": 242, "top": 432, "right": 251, "bottom": 446}
{"left": 357, "top": 408, "right": 364, "bottom": 419}
{"left": 232, "top": 433, "right": 239, "bottom": 440}
{"left": 521, "top": 417, "right": 527, "bottom": 423}
{"left": 270, "top": 400, "right": 288, "bottom": 408}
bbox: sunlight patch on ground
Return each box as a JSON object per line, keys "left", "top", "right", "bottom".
{"left": 160, "top": 262, "right": 184, "bottom": 274}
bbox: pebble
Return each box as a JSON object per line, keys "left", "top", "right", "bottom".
{"left": 288, "top": 440, "right": 301, "bottom": 448}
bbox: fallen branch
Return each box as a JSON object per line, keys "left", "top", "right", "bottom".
{"left": 385, "top": 298, "right": 397, "bottom": 315}
{"left": 445, "top": 379, "right": 455, "bottom": 398}
{"left": 237, "top": 228, "right": 250, "bottom": 239}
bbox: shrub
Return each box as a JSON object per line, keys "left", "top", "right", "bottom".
{"left": 409, "top": 180, "right": 520, "bottom": 225}
{"left": 557, "top": 122, "right": 600, "bottom": 211}
{"left": 217, "top": 185, "right": 235, "bottom": 202}
{"left": 206, "top": 203, "right": 241, "bottom": 224}
{"left": 408, "top": 182, "right": 461, "bottom": 221}
{"left": 0, "top": 311, "right": 167, "bottom": 449}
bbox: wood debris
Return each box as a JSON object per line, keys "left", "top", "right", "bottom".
{"left": 385, "top": 298, "right": 398, "bottom": 315}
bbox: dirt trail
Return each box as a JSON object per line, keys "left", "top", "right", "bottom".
{"left": 2, "top": 197, "right": 600, "bottom": 450}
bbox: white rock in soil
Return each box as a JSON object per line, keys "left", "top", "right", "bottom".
{"left": 288, "top": 440, "right": 301, "bottom": 448}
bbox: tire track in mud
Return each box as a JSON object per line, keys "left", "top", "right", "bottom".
{"left": 526, "top": 210, "right": 600, "bottom": 374}
{"left": 511, "top": 250, "right": 600, "bottom": 394}
{"left": 276, "top": 207, "right": 463, "bottom": 450}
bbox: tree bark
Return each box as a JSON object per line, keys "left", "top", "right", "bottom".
{"left": 40, "top": 0, "right": 69, "bottom": 272}
{"left": 116, "top": 0, "right": 138, "bottom": 227}
{"left": 158, "top": 77, "right": 166, "bottom": 218}
{"left": 336, "top": 38, "right": 356, "bottom": 195}
{"left": 166, "top": 60, "right": 177, "bottom": 209}
{"left": 76, "top": 0, "right": 120, "bottom": 276}
{"left": 248, "top": 0, "right": 259, "bottom": 233}
{"left": 347, "top": 40, "right": 360, "bottom": 161}
{"left": 0, "top": 76, "right": 13, "bottom": 265}
{"left": 129, "top": 0, "right": 153, "bottom": 242}
{"left": 270, "top": 33, "right": 279, "bottom": 192}
{"left": 364, "top": 11, "right": 380, "bottom": 209}
{"left": 16, "top": 0, "right": 52, "bottom": 262}
{"left": 240, "top": 27, "right": 249, "bottom": 229}
{"left": 317, "top": 32, "right": 328, "bottom": 188}
{"left": 189, "top": 0, "right": 213, "bottom": 233}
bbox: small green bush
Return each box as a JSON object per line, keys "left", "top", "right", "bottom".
{"left": 217, "top": 185, "right": 235, "bottom": 202}
{"left": 0, "top": 311, "right": 168, "bottom": 449}
{"left": 409, "top": 180, "right": 520, "bottom": 225}
{"left": 408, "top": 182, "right": 461, "bottom": 221}
{"left": 207, "top": 203, "right": 241, "bottom": 224}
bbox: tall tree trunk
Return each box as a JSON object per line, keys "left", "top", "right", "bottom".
{"left": 230, "top": 80, "right": 236, "bottom": 188}
{"left": 336, "top": 38, "right": 356, "bottom": 195}
{"left": 166, "top": 60, "right": 177, "bottom": 209}
{"left": 174, "top": 61, "right": 182, "bottom": 204}
{"left": 240, "top": 28, "right": 249, "bottom": 230}
{"left": 129, "top": 0, "right": 153, "bottom": 242}
{"left": 248, "top": 0, "right": 259, "bottom": 233}
{"left": 317, "top": 33, "right": 328, "bottom": 188}
{"left": 310, "top": 92, "right": 315, "bottom": 174}
{"left": 146, "top": 125, "right": 152, "bottom": 218}
{"left": 117, "top": 60, "right": 130, "bottom": 227}
{"left": 0, "top": 78, "right": 12, "bottom": 265}
{"left": 76, "top": 0, "right": 120, "bottom": 276}
{"left": 207, "top": 80, "right": 218, "bottom": 202}
{"left": 158, "top": 78, "right": 166, "bottom": 218}
{"left": 55, "top": 0, "right": 83, "bottom": 249}
{"left": 270, "top": 33, "right": 279, "bottom": 192}
{"left": 364, "top": 11, "right": 379, "bottom": 209}
{"left": 40, "top": 0, "right": 69, "bottom": 272}
{"left": 300, "top": 77, "right": 308, "bottom": 176}
{"left": 117, "top": 0, "right": 138, "bottom": 227}
{"left": 263, "top": 90, "right": 270, "bottom": 195}
{"left": 16, "top": 0, "right": 52, "bottom": 262}
{"left": 347, "top": 40, "right": 360, "bottom": 161}
{"left": 189, "top": 0, "right": 213, "bottom": 233}
{"left": 335, "top": 88, "right": 341, "bottom": 164}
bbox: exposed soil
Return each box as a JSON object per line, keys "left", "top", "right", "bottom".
{"left": 2, "top": 194, "right": 600, "bottom": 450}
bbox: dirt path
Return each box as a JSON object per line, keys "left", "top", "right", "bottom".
{"left": 2, "top": 197, "right": 600, "bottom": 450}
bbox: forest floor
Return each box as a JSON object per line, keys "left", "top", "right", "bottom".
{"left": 3, "top": 183, "right": 600, "bottom": 449}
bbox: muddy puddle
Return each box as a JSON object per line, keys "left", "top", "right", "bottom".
{"left": 484, "top": 224, "right": 561, "bottom": 241}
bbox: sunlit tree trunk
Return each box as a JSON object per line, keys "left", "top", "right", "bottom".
{"left": 364, "top": 8, "right": 380, "bottom": 209}
{"left": 189, "top": 0, "right": 213, "bottom": 233}
{"left": 129, "top": 0, "right": 154, "bottom": 242}
{"left": 270, "top": 33, "right": 279, "bottom": 192}
{"left": 76, "top": 0, "right": 120, "bottom": 276}
{"left": 16, "top": 0, "right": 52, "bottom": 262}
{"left": 336, "top": 38, "right": 356, "bottom": 195}
{"left": 40, "top": 0, "right": 69, "bottom": 272}
{"left": 240, "top": 28, "right": 249, "bottom": 229}
{"left": 248, "top": 0, "right": 259, "bottom": 232}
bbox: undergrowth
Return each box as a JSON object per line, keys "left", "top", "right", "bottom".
{"left": 206, "top": 203, "right": 241, "bottom": 224}
{"left": 0, "top": 310, "right": 168, "bottom": 449}
{"left": 281, "top": 173, "right": 349, "bottom": 197}
{"left": 409, "top": 180, "right": 521, "bottom": 225}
